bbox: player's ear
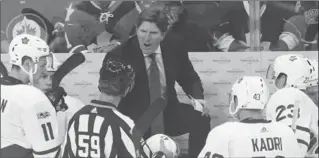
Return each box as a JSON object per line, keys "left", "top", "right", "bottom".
{"left": 21, "top": 56, "right": 34, "bottom": 72}
{"left": 275, "top": 73, "right": 287, "bottom": 89}
{"left": 234, "top": 96, "right": 238, "bottom": 108}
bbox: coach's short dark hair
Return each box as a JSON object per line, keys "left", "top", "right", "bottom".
{"left": 136, "top": 7, "right": 169, "bottom": 34}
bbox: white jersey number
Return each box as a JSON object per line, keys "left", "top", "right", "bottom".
{"left": 77, "top": 115, "right": 102, "bottom": 157}
{"left": 78, "top": 135, "right": 100, "bottom": 157}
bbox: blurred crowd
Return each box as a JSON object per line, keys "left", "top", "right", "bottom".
{"left": 1, "top": 1, "right": 318, "bottom": 54}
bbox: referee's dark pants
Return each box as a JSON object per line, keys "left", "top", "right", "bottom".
{"left": 144, "top": 102, "right": 211, "bottom": 158}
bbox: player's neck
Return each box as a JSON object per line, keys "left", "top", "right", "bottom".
{"left": 238, "top": 110, "right": 264, "bottom": 121}
{"left": 98, "top": 93, "right": 121, "bottom": 107}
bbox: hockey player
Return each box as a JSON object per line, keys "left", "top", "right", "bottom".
{"left": 62, "top": 57, "right": 140, "bottom": 157}
{"left": 32, "top": 52, "right": 85, "bottom": 144}
{"left": 198, "top": 76, "right": 302, "bottom": 158}
{"left": 142, "top": 133, "right": 180, "bottom": 158}
{"left": 0, "top": 34, "right": 61, "bottom": 157}
{"left": 265, "top": 54, "right": 318, "bottom": 157}
{"left": 306, "top": 59, "right": 318, "bottom": 158}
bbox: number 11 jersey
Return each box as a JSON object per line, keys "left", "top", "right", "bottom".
{"left": 1, "top": 77, "right": 61, "bottom": 158}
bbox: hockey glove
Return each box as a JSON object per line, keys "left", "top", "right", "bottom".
{"left": 46, "top": 86, "right": 68, "bottom": 112}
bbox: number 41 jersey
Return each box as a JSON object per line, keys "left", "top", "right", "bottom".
{"left": 198, "top": 119, "right": 302, "bottom": 158}
{"left": 265, "top": 87, "right": 318, "bottom": 156}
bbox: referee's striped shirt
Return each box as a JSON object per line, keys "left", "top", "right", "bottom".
{"left": 62, "top": 100, "right": 139, "bottom": 158}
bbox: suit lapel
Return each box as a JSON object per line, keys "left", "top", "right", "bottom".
{"left": 160, "top": 40, "right": 174, "bottom": 86}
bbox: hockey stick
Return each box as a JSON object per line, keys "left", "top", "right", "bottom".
{"left": 131, "top": 98, "right": 167, "bottom": 157}
{"left": 291, "top": 100, "right": 300, "bottom": 133}
{"left": 51, "top": 47, "right": 86, "bottom": 89}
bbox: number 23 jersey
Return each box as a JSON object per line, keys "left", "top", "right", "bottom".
{"left": 265, "top": 87, "right": 318, "bottom": 156}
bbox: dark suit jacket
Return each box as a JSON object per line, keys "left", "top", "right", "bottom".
{"left": 102, "top": 34, "right": 204, "bottom": 123}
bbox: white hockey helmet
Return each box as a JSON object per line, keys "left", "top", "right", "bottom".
{"left": 9, "top": 34, "right": 50, "bottom": 82}
{"left": 266, "top": 54, "right": 313, "bottom": 90}
{"left": 142, "top": 134, "right": 180, "bottom": 158}
{"left": 229, "top": 76, "right": 269, "bottom": 116}
{"left": 46, "top": 52, "right": 61, "bottom": 72}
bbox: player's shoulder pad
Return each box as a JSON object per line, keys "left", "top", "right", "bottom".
{"left": 271, "top": 87, "right": 306, "bottom": 99}
{"left": 13, "top": 84, "right": 50, "bottom": 108}
{"left": 271, "top": 121, "right": 297, "bottom": 135}
{"left": 208, "top": 122, "right": 235, "bottom": 138}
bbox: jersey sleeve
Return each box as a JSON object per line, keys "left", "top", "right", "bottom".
{"left": 280, "top": 14, "right": 307, "bottom": 50}
{"left": 198, "top": 126, "right": 229, "bottom": 158}
{"left": 21, "top": 97, "right": 61, "bottom": 158}
{"left": 310, "top": 103, "right": 318, "bottom": 137}
{"left": 283, "top": 127, "right": 304, "bottom": 158}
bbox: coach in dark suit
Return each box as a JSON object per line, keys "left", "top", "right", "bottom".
{"left": 102, "top": 7, "right": 211, "bottom": 157}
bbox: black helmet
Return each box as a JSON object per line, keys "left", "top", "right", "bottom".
{"left": 99, "top": 57, "right": 135, "bottom": 96}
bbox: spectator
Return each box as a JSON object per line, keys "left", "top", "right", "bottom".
{"left": 164, "top": 2, "right": 214, "bottom": 52}
{"left": 213, "top": 1, "right": 299, "bottom": 52}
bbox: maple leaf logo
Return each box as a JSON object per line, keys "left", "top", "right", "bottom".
{"left": 21, "top": 37, "right": 29, "bottom": 44}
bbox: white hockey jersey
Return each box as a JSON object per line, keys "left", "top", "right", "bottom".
{"left": 266, "top": 87, "right": 318, "bottom": 156}
{"left": 0, "top": 77, "right": 61, "bottom": 158}
{"left": 198, "top": 119, "right": 302, "bottom": 158}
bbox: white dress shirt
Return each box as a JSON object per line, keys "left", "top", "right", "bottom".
{"left": 143, "top": 46, "right": 167, "bottom": 97}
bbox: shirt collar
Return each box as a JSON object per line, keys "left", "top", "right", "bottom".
{"left": 0, "top": 76, "right": 23, "bottom": 85}
{"left": 90, "top": 99, "right": 117, "bottom": 110}
{"left": 143, "top": 46, "right": 162, "bottom": 57}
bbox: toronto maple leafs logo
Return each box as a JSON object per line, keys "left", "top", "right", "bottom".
{"left": 21, "top": 37, "right": 29, "bottom": 44}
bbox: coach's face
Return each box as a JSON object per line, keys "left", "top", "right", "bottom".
{"left": 136, "top": 21, "right": 164, "bottom": 56}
